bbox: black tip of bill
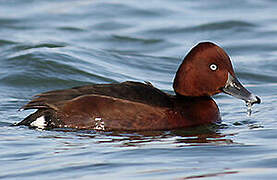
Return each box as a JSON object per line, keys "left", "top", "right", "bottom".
{"left": 222, "top": 73, "right": 261, "bottom": 115}
{"left": 254, "top": 96, "right": 261, "bottom": 104}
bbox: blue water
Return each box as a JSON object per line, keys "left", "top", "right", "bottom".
{"left": 1, "top": 0, "right": 277, "bottom": 179}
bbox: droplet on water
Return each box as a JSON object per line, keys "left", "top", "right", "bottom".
{"left": 246, "top": 101, "right": 252, "bottom": 116}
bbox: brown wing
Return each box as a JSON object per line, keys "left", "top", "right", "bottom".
{"left": 58, "top": 94, "right": 170, "bottom": 130}
{"left": 21, "top": 81, "right": 173, "bottom": 111}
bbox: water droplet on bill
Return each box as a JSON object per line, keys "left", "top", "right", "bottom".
{"left": 246, "top": 101, "right": 252, "bottom": 116}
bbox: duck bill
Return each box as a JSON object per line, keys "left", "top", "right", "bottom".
{"left": 222, "top": 73, "right": 261, "bottom": 105}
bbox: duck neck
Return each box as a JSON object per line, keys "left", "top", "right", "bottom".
{"left": 174, "top": 93, "right": 212, "bottom": 101}
{"left": 172, "top": 93, "right": 221, "bottom": 126}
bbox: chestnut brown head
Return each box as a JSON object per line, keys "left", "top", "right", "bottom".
{"left": 173, "top": 42, "right": 260, "bottom": 105}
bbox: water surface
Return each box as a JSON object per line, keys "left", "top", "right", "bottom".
{"left": 1, "top": 0, "right": 277, "bottom": 179}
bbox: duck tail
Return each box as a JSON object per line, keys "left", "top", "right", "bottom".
{"left": 15, "top": 110, "right": 56, "bottom": 129}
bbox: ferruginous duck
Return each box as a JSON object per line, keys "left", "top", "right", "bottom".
{"left": 17, "top": 42, "right": 261, "bottom": 131}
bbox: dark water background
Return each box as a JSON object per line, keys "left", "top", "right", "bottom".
{"left": 1, "top": 0, "right": 277, "bottom": 179}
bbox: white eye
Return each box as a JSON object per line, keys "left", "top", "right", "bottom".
{"left": 210, "top": 64, "right": 217, "bottom": 71}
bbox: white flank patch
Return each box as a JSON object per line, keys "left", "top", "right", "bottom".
{"left": 30, "top": 116, "right": 46, "bottom": 129}
{"left": 94, "top": 117, "right": 105, "bottom": 130}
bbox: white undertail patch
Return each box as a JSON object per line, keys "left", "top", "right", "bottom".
{"left": 30, "top": 116, "right": 46, "bottom": 129}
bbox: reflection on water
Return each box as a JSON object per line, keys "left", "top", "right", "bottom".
{"left": 34, "top": 124, "right": 236, "bottom": 149}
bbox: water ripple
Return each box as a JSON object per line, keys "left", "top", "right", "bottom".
{"left": 0, "top": 0, "right": 277, "bottom": 179}
{"left": 144, "top": 20, "right": 255, "bottom": 35}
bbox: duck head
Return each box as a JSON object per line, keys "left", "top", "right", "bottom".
{"left": 173, "top": 42, "right": 260, "bottom": 105}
